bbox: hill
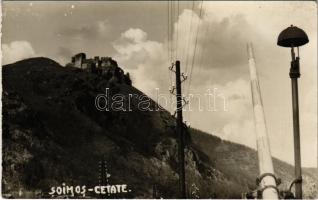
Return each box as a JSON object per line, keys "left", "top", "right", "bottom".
{"left": 2, "top": 57, "right": 317, "bottom": 198}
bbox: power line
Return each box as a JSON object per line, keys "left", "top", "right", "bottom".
{"left": 167, "top": 0, "right": 170, "bottom": 63}
{"left": 184, "top": 1, "right": 195, "bottom": 76}
{"left": 168, "top": 0, "right": 172, "bottom": 88}
{"left": 179, "top": 1, "right": 188, "bottom": 68}
{"left": 196, "top": 12, "right": 211, "bottom": 77}
{"left": 186, "top": 0, "right": 204, "bottom": 97}
{"left": 171, "top": 0, "right": 174, "bottom": 62}
{"left": 182, "top": 1, "right": 195, "bottom": 122}
{"left": 176, "top": 0, "right": 180, "bottom": 60}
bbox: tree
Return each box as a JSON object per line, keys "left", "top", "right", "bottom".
{"left": 124, "top": 73, "right": 132, "bottom": 86}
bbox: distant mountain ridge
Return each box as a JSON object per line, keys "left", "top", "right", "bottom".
{"left": 2, "top": 57, "right": 317, "bottom": 198}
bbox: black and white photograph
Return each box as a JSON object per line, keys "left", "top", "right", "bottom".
{"left": 1, "top": 1, "right": 317, "bottom": 199}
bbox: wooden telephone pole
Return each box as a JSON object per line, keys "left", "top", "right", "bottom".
{"left": 170, "top": 60, "right": 187, "bottom": 198}
{"left": 175, "top": 61, "right": 186, "bottom": 198}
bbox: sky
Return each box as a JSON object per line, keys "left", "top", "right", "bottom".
{"left": 1, "top": 1, "right": 317, "bottom": 168}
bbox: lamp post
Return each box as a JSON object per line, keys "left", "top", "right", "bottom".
{"left": 277, "top": 25, "right": 309, "bottom": 199}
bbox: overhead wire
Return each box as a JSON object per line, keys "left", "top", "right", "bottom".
{"left": 184, "top": 0, "right": 204, "bottom": 123}
{"left": 168, "top": 0, "right": 173, "bottom": 88}
{"left": 182, "top": 1, "right": 196, "bottom": 122}
{"left": 186, "top": 0, "right": 204, "bottom": 98}
{"left": 184, "top": 1, "right": 195, "bottom": 77}
{"left": 176, "top": 0, "right": 180, "bottom": 60}
{"left": 172, "top": 0, "right": 175, "bottom": 62}
{"left": 170, "top": 0, "right": 173, "bottom": 64}
{"left": 196, "top": 12, "right": 211, "bottom": 77}
{"left": 167, "top": 0, "right": 170, "bottom": 64}
{"left": 167, "top": 0, "right": 207, "bottom": 117}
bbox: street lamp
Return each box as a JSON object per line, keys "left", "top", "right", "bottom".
{"left": 277, "top": 25, "right": 309, "bottom": 199}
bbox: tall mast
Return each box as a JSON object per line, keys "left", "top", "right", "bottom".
{"left": 247, "top": 43, "right": 279, "bottom": 199}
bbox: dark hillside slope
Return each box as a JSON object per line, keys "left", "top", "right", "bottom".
{"left": 2, "top": 57, "right": 317, "bottom": 198}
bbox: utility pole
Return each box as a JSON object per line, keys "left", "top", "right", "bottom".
{"left": 98, "top": 160, "right": 107, "bottom": 198}
{"left": 247, "top": 43, "right": 279, "bottom": 199}
{"left": 170, "top": 60, "right": 187, "bottom": 198}
{"left": 290, "top": 47, "right": 302, "bottom": 198}
{"left": 277, "top": 25, "right": 309, "bottom": 199}
{"left": 176, "top": 60, "right": 186, "bottom": 199}
{"left": 153, "top": 184, "right": 158, "bottom": 199}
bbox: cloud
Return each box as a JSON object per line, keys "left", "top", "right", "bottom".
{"left": 113, "top": 28, "right": 165, "bottom": 69}
{"left": 55, "top": 46, "right": 74, "bottom": 65}
{"left": 222, "top": 119, "right": 256, "bottom": 149}
{"left": 188, "top": 77, "right": 252, "bottom": 119}
{"left": 111, "top": 13, "right": 255, "bottom": 104}
{"left": 112, "top": 28, "right": 169, "bottom": 98}
{"left": 2, "top": 41, "right": 36, "bottom": 65}
{"left": 178, "top": 10, "right": 251, "bottom": 63}
{"left": 59, "top": 19, "right": 111, "bottom": 40}
{"left": 185, "top": 78, "right": 254, "bottom": 147}
{"left": 54, "top": 19, "right": 115, "bottom": 64}
{"left": 198, "top": 15, "right": 253, "bottom": 69}
{"left": 167, "top": 8, "right": 258, "bottom": 90}
{"left": 121, "top": 28, "right": 147, "bottom": 43}
{"left": 299, "top": 85, "right": 317, "bottom": 167}
{"left": 215, "top": 78, "right": 252, "bottom": 120}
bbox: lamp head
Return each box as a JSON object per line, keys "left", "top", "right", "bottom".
{"left": 277, "top": 25, "right": 309, "bottom": 48}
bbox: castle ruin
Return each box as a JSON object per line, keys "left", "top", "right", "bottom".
{"left": 67, "top": 53, "right": 131, "bottom": 86}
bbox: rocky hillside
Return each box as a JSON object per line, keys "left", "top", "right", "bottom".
{"left": 2, "top": 57, "right": 317, "bottom": 198}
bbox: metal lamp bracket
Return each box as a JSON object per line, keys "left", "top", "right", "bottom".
{"left": 289, "top": 57, "right": 300, "bottom": 78}
{"left": 289, "top": 176, "right": 302, "bottom": 192}
{"left": 256, "top": 173, "right": 281, "bottom": 186}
